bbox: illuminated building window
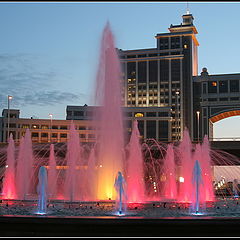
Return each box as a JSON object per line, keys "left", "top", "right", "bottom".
{"left": 32, "top": 125, "right": 39, "bottom": 129}
{"left": 184, "top": 44, "right": 188, "bottom": 49}
{"left": 212, "top": 81, "right": 217, "bottom": 87}
{"left": 135, "top": 113, "right": 144, "bottom": 117}
{"left": 22, "top": 124, "right": 30, "bottom": 129}
{"left": 41, "top": 125, "right": 49, "bottom": 129}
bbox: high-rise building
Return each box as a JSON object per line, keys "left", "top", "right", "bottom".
{"left": 118, "top": 12, "right": 199, "bottom": 141}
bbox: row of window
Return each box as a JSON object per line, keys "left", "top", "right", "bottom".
{"left": 7, "top": 124, "right": 95, "bottom": 130}
{"left": 121, "top": 51, "right": 182, "bottom": 59}
{"left": 202, "top": 97, "right": 239, "bottom": 102}
{"left": 204, "top": 80, "right": 240, "bottom": 94}
{"left": 31, "top": 132, "right": 96, "bottom": 139}
{"left": 127, "top": 59, "right": 181, "bottom": 84}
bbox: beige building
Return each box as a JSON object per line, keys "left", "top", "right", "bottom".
{"left": 0, "top": 109, "right": 96, "bottom": 143}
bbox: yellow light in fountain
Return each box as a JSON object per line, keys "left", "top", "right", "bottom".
{"left": 97, "top": 152, "right": 123, "bottom": 201}
{"left": 97, "top": 163, "right": 117, "bottom": 200}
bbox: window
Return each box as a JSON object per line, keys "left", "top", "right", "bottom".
{"left": 146, "top": 112, "right": 157, "bottom": 117}
{"left": 159, "top": 112, "right": 169, "bottom": 117}
{"left": 22, "top": 124, "right": 30, "bottom": 129}
{"left": 138, "top": 61, "right": 147, "bottom": 83}
{"left": 60, "top": 133, "right": 67, "bottom": 138}
{"left": 52, "top": 125, "right": 58, "bottom": 129}
{"left": 9, "top": 123, "right": 16, "bottom": 128}
{"left": 60, "top": 126, "right": 67, "bottom": 130}
{"left": 79, "top": 126, "right": 86, "bottom": 130}
{"left": 160, "top": 60, "right": 169, "bottom": 82}
{"left": 230, "top": 80, "right": 239, "bottom": 92}
{"left": 135, "top": 113, "right": 144, "bottom": 117}
{"left": 41, "top": 125, "right": 49, "bottom": 129}
{"left": 32, "top": 125, "right": 39, "bottom": 129}
{"left": 159, "top": 121, "right": 169, "bottom": 141}
{"left": 149, "top": 61, "right": 158, "bottom": 82}
{"left": 51, "top": 133, "right": 57, "bottom": 138}
{"left": 219, "top": 80, "right": 228, "bottom": 93}
{"left": 219, "top": 98, "right": 228, "bottom": 101}
{"left": 32, "top": 132, "right": 39, "bottom": 137}
{"left": 208, "top": 81, "right": 217, "bottom": 93}
{"left": 230, "top": 97, "right": 239, "bottom": 101}
{"left": 74, "top": 111, "right": 84, "bottom": 116}
{"left": 41, "top": 133, "right": 48, "bottom": 138}
{"left": 208, "top": 98, "right": 217, "bottom": 102}
{"left": 127, "top": 55, "right": 136, "bottom": 58}
{"left": 171, "top": 59, "right": 180, "bottom": 82}
{"left": 147, "top": 121, "right": 156, "bottom": 138}
{"left": 79, "top": 134, "right": 86, "bottom": 138}
{"left": 127, "top": 62, "right": 136, "bottom": 83}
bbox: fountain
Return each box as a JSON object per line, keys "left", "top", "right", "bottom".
{"left": 48, "top": 144, "right": 57, "bottom": 199}
{"left": 191, "top": 160, "right": 203, "bottom": 215}
{"left": 126, "top": 120, "right": 145, "bottom": 203}
{"left": 114, "top": 171, "right": 126, "bottom": 215}
{"left": 2, "top": 133, "right": 16, "bottom": 200}
{"left": 94, "top": 22, "right": 125, "bottom": 200}
{"left": 0, "top": 22, "right": 240, "bottom": 222}
{"left": 36, "top": 166, "right": 48, "bottom": 215}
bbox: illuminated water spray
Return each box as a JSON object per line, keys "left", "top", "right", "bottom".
{"left": 94, "top": 23, "right": 125, "bottom": 200}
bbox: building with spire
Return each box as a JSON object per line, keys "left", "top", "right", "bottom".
{"left": 118, "top": 12, "right": 199, "bottom": 141}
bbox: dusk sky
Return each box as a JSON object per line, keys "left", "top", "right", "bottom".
{"left": 0, "top": 1, "right": 240, "bottom": 138}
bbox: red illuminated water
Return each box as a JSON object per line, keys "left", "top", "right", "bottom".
{"left": 126, "top": 120, "right": 145, "bottom": 203}
{"left": 64, "top": 121, "right": 82, "bottom": 201}
{"left": 48, "top": 144, "right": 57, "bottom": 199}
{"left": 2, "top": 134, "right": 16, "bottom": 199}
{"left": 178, "top": 129, "right": 194, "bottom": 202}
{"left": 15, "top": 129, "right": 34, "bottom": 200}
{"left": 162, "top": 143, "right": 177, "bottom": 200}
{"left": 94, "top": 22, "right": 125, "bottom": 200}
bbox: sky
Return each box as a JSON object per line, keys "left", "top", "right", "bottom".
{"left": 0, "top": 1, "right": 240, "bottom": 138}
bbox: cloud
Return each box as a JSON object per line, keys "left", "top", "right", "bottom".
{"left": 0, "top": 53, "right": 85, "bottom": 108}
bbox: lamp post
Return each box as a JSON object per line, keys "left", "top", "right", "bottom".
{"left": 175, "top": 91, "right": 180, "bottom": 141}
{"left": 7, "top": 95, "right": 13, "bottom": 142}
{"left": 49, "top": 113, "right": 53, "bottom": 142}
{"left": 196, "top": 111, "right": 200, "bottom": 142}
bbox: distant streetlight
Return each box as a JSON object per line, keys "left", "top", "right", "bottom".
{"left": 49, "top": 114, "right": 53, "bottom": 142}
{"left": 7, "top": 95, "right": 13, "bottom": 141}
{"left": 196, "top": 111, "right": 200, "bottom": 142}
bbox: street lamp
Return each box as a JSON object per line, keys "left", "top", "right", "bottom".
{"left": 7, "top": 95, "right": 13, "bottom": 141}
{"left": 175, "top": 91, "right": 180, "bottom": 141}
{"left": 196, "top": 111, "right": 200, "bottom": 142}
{"left": 49, "top": 113, "right": 53, "bottom": 142}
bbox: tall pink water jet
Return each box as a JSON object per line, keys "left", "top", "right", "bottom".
{"left": 86, "top": 147, "right": 97, "bottom": 201}
{"left": 126, "top": 120, "right": 145, "bottom": 203}
{"left": 94, "top": 22, "right": 125, "bottom": 200}
{"left": 15, "top": 129, "right": 34, "bottom": 200}
{"left": 64, "top": 122, "right": 81, "bottom": 201}
{"left": 2, "top": 133, "right": 17, "bottom": 199}
{"left": 201, "top": 136, "right": 215, "bottom": 201}
{"left": 48, "top": 144, "right": 57, "bottom": 199}
{"left": 162, "top": 143, "right": 177, "bottom": 200}
{"left": 178, "top": 129, "right": 193, "bottom": 202}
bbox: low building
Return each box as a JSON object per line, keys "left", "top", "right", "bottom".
{"left": 0, "top": 105, "right": 173, "bottom": 143}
